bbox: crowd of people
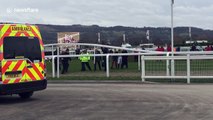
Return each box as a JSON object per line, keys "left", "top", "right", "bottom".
{"left": 155, "top": 45, "right": 177, "bottom": 52}
{"left": 54, "top": 47, "right": 130, "bottom": 74}
{"left": 93, "top": 48, "right": 129, "bottom": 71}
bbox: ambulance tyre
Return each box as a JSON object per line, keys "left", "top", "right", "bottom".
{"left": 19, "top": 92, "right": 34, "bottom": 99}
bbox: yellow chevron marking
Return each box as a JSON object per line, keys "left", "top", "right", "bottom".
{"left": 29, "top": 68, "right": 40, "bottom": 80}
{"left": 7, "top": 61, "right": 17, "bottom": 71}
{"left": 24, "top": 72, "right": 32, "bottom": 82}
{"left": 8, "top": 78, "right": 16, "bottom": 84}
{"left": 0, "top": 25, "right": 10, "bottom": 38}
{"left": 31, "top": 26, "right": 41, "bottom": 39}
{"left": 27, "top": 31, "right": 35, "bottom": 37}
{"left": 18, "top": 62, "right": 26, "bottom": 71}
{"left": 9, "top": 31, "right": 17, "bottom": 36}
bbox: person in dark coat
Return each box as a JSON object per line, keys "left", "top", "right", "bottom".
{"left": 94, "top": 49, "right": 102, "bottom": 71}
{"left": 101, "top": 47, "right": 109, "bottom": 71}
{"left": 75, "top": 46, "right": 81, "bottom": 55}
{"left": 61, "top": 48, "right": 71, "bottom": 74}
{"left": 111, "top": 50, "right": 118, "bottom": 69}
{"left": 176, "top": 46, "right": 180, "bottom": 52}
{"left": 190, "top": 45, "right": 198, "bottom": 51}
{"left": 121, "top": 50, "right": 128, "bottom": 69}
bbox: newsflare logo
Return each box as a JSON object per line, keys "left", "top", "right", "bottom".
{"left": 6, "top": 7, "right": 39, "bottom": 14}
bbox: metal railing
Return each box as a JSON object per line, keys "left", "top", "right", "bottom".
{"left": 44, "top": 43, "right": 213, "bottom": 84}
{"left": 141, "top": 53, "right": 213, "bottom": 83}
{"left": 45, "top": 51, "right": 213, "bottom": 84}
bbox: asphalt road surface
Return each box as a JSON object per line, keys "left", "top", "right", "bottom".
{"left": 1, "top": 83, "right": 213, "bottom": 120}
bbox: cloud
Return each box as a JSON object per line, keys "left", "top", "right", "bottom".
{"left": 174, "top": 3, "right": 213, "bottom": 29}
{"left": 0, "top": 0, "right": 213, "bottom": 29}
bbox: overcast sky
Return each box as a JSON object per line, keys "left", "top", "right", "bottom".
{"left": 1, "top": 0, "right": 213, "bottom": 30}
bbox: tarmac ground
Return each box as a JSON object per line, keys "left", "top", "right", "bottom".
{"left": 1, "top": 83, "right": 213, "bottom": 120}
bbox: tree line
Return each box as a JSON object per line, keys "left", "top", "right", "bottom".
{"left": 37, "top": 24, "right": 213, "bottom": 46}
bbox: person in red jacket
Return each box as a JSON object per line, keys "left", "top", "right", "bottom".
{"left": 160, "top": 46, "right": 165, "bottom": 52}
{"left": 167, "top": 45, "right": 171, "bottom": 52}
{"left": 205, "top": 45, "right": 212, "bottom": 51}
{"left": 156, "top": 46, "right": 161, "bottom": 51}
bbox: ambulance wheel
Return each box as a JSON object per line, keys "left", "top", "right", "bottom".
{"left": 19, "top": 92, "right": 34, "bottom": 99}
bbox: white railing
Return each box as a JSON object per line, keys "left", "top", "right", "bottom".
{"left": 44, "top": 43, "right": 213, "bottom": 84}
{"left": 141, "top": 54, "right": 213, "bottom": 83}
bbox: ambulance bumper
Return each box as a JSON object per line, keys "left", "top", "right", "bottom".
{"left": 0, "top": 79, "right": 47, "bottom": 95}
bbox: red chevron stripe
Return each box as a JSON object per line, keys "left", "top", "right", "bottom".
{"left": 14, "top": 78, "right": 21, "bottom": 83}
{"left": 39, "top": 62, "right": 44, "bottom": 70}
{"left": 2, "top": 61, "right": 12, "bottom": 74}
{"left": 32, "top": 64, "right": 43, "bottom": 79}
{"left": 1, "top": 26, "right": 11, "bottom": 42}
{"left": 42, "top": 52, "right": 45, "bottom": 59}
{"left": 0, "top": 25, "right": 3, "bottom": 31}
{"left": 40, "top": 39, "right": 44, "bottom": 46}
{"left": 3, "top": 79, "right": 10, "bottom": 84}
{"left": 15, "top": 32, "right": 21, "bottom": 36}
{"left": 0, "top": 53, "right": 3, "bottom": 60}
{"left": 29, "top": 26, "right": 39, "bottom": 38}
{"left": 23, "top": 31, "right": 30, "bottom": 36}
{"left": 12, "top": 60, "right": 24, "bottom": 71}
{"left": 25, "top": 68, "right": 36, "bottom": 81}
{"left": 22, "top": 67, "right": 26, "bottom": 76}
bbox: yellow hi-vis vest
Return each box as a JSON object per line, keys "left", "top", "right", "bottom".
{"left": 79, "top": 53, "right": 90, "bottom": 62}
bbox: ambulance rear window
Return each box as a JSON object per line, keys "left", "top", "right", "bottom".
{"left": 3, "top": 37, "right": 42, "bottom": 62}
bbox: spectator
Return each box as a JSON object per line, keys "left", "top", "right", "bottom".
{"left": 79, "top": 49, "right": 92, "bottom": 71}
{"left": 167, "top": 45, "right": 171, "bottom": 52}
{"left": 111, "top": 50, "right": 118, "bottom": 69}
{"left": 160, "top": 46, "right": 165, "bottom": 52}
{"left": 117, "top": 55, "right": 122, "bottom": 69}
{"left": 176, "top": 46, "right": 180, "bottom": 52}
{"left": 75, "top": 46, "right": 81, "bottom": 55}
{"left": 121, "top": 50, "right": 128, "bottom": 69}
{"left": 204, "top": 45, "right": 212, "bottom": 51}
{"left": 190, "top": 45, "right": 197, "bottom": 51}
{"left": 101, "top": 47, "right": 109, "bottom": 71}
{"left": 94, "top": 49, "right": 102, "bottom": 71}
{"left": 155, "top": 46, "right": 161, "bottom": 52}
{"left": 61, "top": 48, "right": 71, "bottom": 74}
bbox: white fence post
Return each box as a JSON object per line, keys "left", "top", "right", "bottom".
{"left": 187, "top": 54, "right": 190, "bottom": 84}
{"left": 138, "top": 55, "right": 141, "bottom": 71}
{"left": 166, "top": 53, "right": 170, "bottom": 76}
{"left": 57, "top": 47, "right": 60, "bottom": 78}
{"left": 171, "top": 58, "right": 175, "bottom": 77}
{"left": 141, "top": 55, "right": 145, "bottom": 82}
{"left": 93, "top": 46, "right": 96, "bottom": 64}
{"left": 52, "top": 56, "right": 55, "bottom": 78}
{"left": 51, "top": 45, "right": 54, "bottom": 56}
{"left": 106, "top": 54, "right": 110, "bottom": 77}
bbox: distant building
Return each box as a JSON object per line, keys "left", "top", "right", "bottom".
{"left": 139, "top": 43, "right": 155, "bottom": 48}
{"left": 185, "top": 40, "right": 208, "bottom": 44}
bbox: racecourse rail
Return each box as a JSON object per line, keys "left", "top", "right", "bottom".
{"left": 44, "top": 43, "right": 213, "bottom": 84}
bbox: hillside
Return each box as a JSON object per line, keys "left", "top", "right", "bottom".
{"left": 2, "top": 23, "right": 213, "bottom": 46}
{"left": 37, "top": 24, "right": 213, "bottom": 46}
